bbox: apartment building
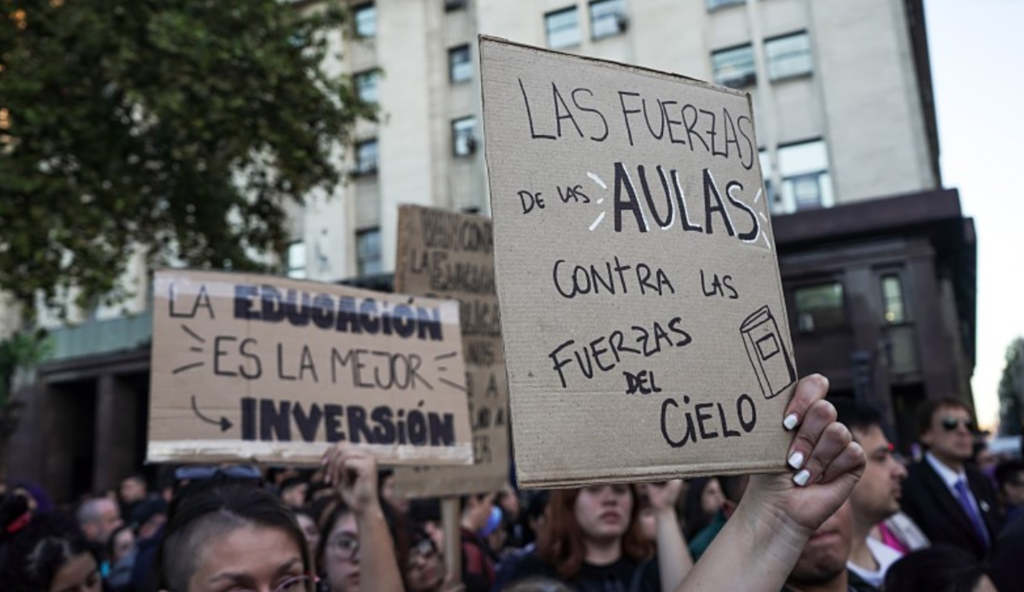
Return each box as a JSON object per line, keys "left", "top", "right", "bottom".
{"left": 4, "top": 0, "right": 973, "bottom": 497}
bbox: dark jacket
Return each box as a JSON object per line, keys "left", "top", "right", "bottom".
{"left": 901, "top": 459, "right": 1002, "bottom": 561}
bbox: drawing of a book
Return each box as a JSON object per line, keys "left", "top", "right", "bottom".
{"left": 740, "top": 306, "right": 797, "bottom": 399}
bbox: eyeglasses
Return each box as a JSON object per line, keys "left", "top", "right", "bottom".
{"left": 941, "top": 417, "right": 974, "bottom": 432}
{"left": 327, "top": 534, "right": 359, "bottom": 561}
{"left": 227, "top": 574, "right": 316, "bottom": 592}
{"left": 407, "top": 538, "right": 437, "bottom": 566}
{"left": 174, "top": 465, "right": 262, "bottom": 482}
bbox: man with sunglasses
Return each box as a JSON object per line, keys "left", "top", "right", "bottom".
{"left": 902, "top": 398, "right": 1003, "bottom": 560}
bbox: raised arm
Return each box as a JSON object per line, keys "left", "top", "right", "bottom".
{"left": 674, "top": 374, "right": 865, "bottom": 592}
{"left": 324, "top": 444, "right": 406, "bottom": 592}
{"left": 647, "top": 479, "right": 693, "bottom": 592}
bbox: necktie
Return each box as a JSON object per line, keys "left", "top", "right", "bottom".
{"left": 953, "top": 478, "right": 990, "bottom": 550}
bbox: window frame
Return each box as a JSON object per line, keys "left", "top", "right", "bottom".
{"left": 589, "top": 0, "right": 627, "bottom": 41}
{"left": 545, "top": 6, "right": 581, "bottom": 50}
{"left": 765, "top": 30, "right": 813, "bottom": 81}
{"left": 448, "top": 44, "right": 472, "bottom": 84}
{"left": 451, "top": 116, "right": 477, "bottom": 157}
{"left": 286, "top": 241, "right": 306, "bottom": 279}
{"left": 354, "top": 69, "right": 379, "bottom": 104}
{"left": 880, "top": 274, "right": 907, "bottom": 325}
{"left": 354, "top": 139, "right": 379, "bottom": 177}
{"left": 711, "top": 43, "right": 756, "bottom": 89}
{"left": 791, "top": 281, "right": 847, "bottom": 333}
{"left": 777, "top": 138, "right": 831, "bottom": 211}
{"left": 706, "top": 0, "right": 745, "bottom": 11}
{"left": 353, "top": 3, "right": 377, "bottom": 39}
{"left": 356, "top": 227, "right": 383, "bottom": 276}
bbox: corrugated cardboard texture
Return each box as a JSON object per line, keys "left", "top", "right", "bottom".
{"left": 147, "top": 270, "right": 474, "bottom": 466}
{"left": 479, "top": 36, "right": 796, "bottom": 488}
{"left": 392, "top": 205, "right": 510, "bottom": 498}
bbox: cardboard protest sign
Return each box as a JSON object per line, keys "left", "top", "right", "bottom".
{"left": 392, "top": 205, "right": 510, "bottom": 498}
{"left": 479, "top": 36, "right": 797, "bottom": 488}
{"left": 147, "top": 270, "right": 474, "bottom": 466}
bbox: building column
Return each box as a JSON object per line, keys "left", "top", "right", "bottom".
{"left": 906, "top": 256, "right": 960, "bottom": 401}
{"left": 93, "top": 374, "right": 139, "bottom": 494}
{"left": 844, "top": 266, "right": 895, "bottom": 428}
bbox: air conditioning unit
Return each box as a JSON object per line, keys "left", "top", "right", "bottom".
{"left": 465, "top": 136, "right": 478, "bottom": 154}
{"left": 445, "top": 0, "right": 467, "bottom": 11}
{"left": 616, "top": 13, "right": 629, "bottom": 32}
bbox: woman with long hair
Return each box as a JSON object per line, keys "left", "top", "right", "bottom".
{"left": 501, "top": 480, "right": 690, "bottom": 592}
{"left": 681, "top": 477, "right": 726, "bottom": 541}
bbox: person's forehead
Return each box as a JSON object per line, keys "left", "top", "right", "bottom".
{"left": 933, "top": 404, "right": 970, "bottom": 420}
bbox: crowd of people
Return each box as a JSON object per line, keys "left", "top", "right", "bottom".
{"left": 1, "top": 376, "right": 1022, "bottom": 592}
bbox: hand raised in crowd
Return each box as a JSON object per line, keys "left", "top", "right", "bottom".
{"left": 322, "top": 443, "right": 381, "bottom": 514}
{"left": 744, "top": 373, "right": 866, "bottom": 535}
{"left": 646, "top": 478, "right": 683, "bottom": 513}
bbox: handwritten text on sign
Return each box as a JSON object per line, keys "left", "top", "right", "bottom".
{"left": 393, "top": 205, "right": 511, "bottom": 498}
{"left": 480, "top": 37, "right": 796, "bottom": 488}
{"left": 147, "top": 270, "right": 474, "bottom": 466}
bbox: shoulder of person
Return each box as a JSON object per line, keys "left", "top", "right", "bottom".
{"left": 504, "top": 550, "right": 558, "bottom": 581}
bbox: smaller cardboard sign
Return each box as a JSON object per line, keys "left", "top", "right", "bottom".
{"left": 147, "top": 270, "right": 474, "bottom": 466}
{"left": 392, "top": 205, "right": 511, "bottom": 498}
{"left": 479, "top": 36, "right": 797, "bottom": 488}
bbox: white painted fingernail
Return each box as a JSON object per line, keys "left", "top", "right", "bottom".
{"left": 793, "top": 470, "right": 811, "bottom": 487}
{"left": 788, "top": 451, "right": 805, "bottom": 470}
{"left": 783, "top": 413, "right": 799, "bottom": 431}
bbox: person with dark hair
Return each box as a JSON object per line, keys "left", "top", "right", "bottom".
{"left": 105, "top": 523, "right": 136, "bottom": 591}
{"left": 831, "top": 398, "right": 908, "bottom": 587}
{"left": 501, "top": 480, "right": 689, "bottom": 592}
{"left": 460, "top": 492, "right": 498, "bottom": 592}
{"left": 681, "top": 477, "right": 726, "bottom": 541}
{"left": 781, "top": 501, "right": 876, "bottom": 592}
{"left": 994, "top": 459, "right": 1024, "bottom": 525}
{"left": 902, "top": 397, "right": 1003, "bottom": 560}
{"left": 403, "top": 524, "right": 447, "bottom": 592}
{"left": 120, "top": 474, "right": 149, "bottom": 519}
{"left": 884, "top": 545, "right": 997, "bottom": 592}
{"left": 280, "top": 476, "right": 310, "bottom": 510}
{"left": 316, "top": 443, "right": 405, "bottom": 592}
{"left": 155, "top": 482, "right": 314, "bottom": 592}
{"left": 0, "top": 495, "right": 102, "bottom": 592}
{"left": 294, "top": 508, "right": 321, "bottom": 560}
{"left": 378, "top": 469, "right": 410, "bottom": 515}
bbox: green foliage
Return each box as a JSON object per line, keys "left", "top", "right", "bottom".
{"left": 998, "top": 337, "right": 1024, "bottom": 436}
{"left": 0, "top": 0, "right": 373, "bottom": 314}
{"left": 0, "top": 330, "right": 50, "bottom": 441}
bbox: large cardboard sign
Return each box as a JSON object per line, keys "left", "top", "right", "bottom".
{"left": 392, "top": 205, "right": 510, "bottom": 498}
{"left": 480, "top": 37, "right": 797, "bottom": 487}
{"left": 147, "top": 270, "right": 474, "bottom": 466}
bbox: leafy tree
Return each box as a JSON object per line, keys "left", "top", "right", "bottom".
{"left": 0, "top": 0, "right": 372, "bottom": 314}
{"left": 998, "top": 337, "right": 1024, "bottom": 436}
{"left": 0, "top": 330, "right": 49, "bottom": 482}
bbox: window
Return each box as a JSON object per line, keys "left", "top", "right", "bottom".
{"left": 355, "top": 70, "right": 379, "bottom": 103}
{"left": 765, "top": 32, "right": 813, "bottom": 80}
{"left": 449, "top": 45, "right": 472, "bottom": 83}
{"left": 356, "top": 228, "right": 382, "bottom": 276}
{"left": 354, "top": 3, "right": 376, "bottom": 38}
{"left": 778, "top": 139, "right": 832, "bottom": 210}
{"left": 711, "top": 44, "right": 755, "bottom": 88}
{"left": 707, "top": 0, "right": 744, "bottom": 10}
{"left": 881, "top": 275, "right": 906, "bottom": 324}
{"left": 287, "top": 241, "right": 306, "bottom": 279}
{"left": 546, "top": 7, "right": 581, "bottom": 49}
{"left": 590, "top": 0, "right": 626, "bottom": 40}
{"left": 445, "top": 0, "right": 467, "bottom": 11}
{"left": 793, "top": 282, "right": 845, "bottom": 332}
{"left": 354, "top": 139, "right": 378, "bottom": 176}
{"left": 452, "top": 116, "right": 477, "bottom": 157}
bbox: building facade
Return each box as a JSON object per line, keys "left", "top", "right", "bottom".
{"left": 3, "top": 0, "right": 972, "bottom": 498}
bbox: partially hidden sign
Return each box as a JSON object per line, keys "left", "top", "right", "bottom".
{"left": 392, "top": 205, "right": 510, "bottom": 498}
{"left": 147, "top": 270, "right": 474, "bottom": 466}
{"left": 479, "top": 36, "right": 797, "bottom": 488}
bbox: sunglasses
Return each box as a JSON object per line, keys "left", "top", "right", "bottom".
{"left": 941, "top": 417, "right": 974, "bottom": 432}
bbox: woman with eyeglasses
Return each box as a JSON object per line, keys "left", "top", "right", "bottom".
{"left": 403, "top": 525, "right": 447, "bottom": 592}
{"left": 315, "top": 444, "right": 406, "bottom": 592}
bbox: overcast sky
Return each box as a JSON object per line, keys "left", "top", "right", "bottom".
{"left": 925, "top": 0, "right": 1024, "bottom": 431}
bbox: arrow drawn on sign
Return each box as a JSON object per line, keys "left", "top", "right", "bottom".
{"left": 191, "top": 395, "right": 233, "bottom": 432}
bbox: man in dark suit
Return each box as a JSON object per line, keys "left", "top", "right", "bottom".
{"left": 902, "top": 398, "right": 1003, "bottom": 560}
